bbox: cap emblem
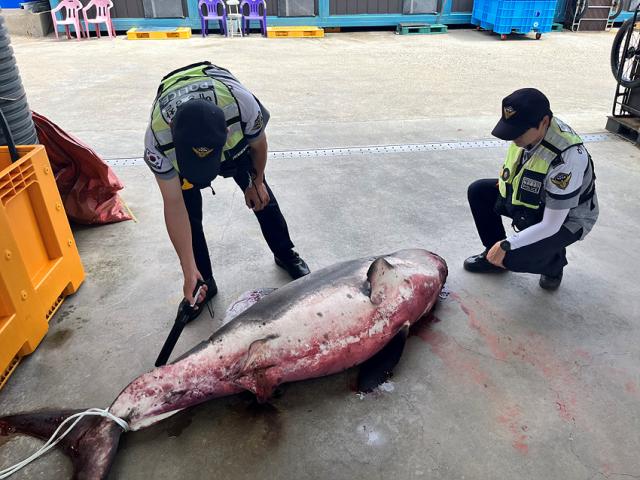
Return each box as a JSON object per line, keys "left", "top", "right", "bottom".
{"left": 192, "top": 146, "right": 214, "bottom": 158}
{"left": 503, "top": 106, "right": 517, "bottom": 120}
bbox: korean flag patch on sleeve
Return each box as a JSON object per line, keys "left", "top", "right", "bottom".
{"left": 144, "top": 148, "right": 163, "bottom": 170}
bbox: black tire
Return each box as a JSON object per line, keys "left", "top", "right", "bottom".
{"left": 611, "top": 18, "right": 640, "bottom": 88}
{"left": 610, "top": 0, "right": 624, "bottom": 20}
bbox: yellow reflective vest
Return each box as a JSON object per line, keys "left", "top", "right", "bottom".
{"left": 495, "top": 118, "right": 597, "bottom": 230}
{"left": 498, "top": 118, "right": 584, "bottom": 211}
{"left": 149, "top": 62, "right": 249, "bottom": 174}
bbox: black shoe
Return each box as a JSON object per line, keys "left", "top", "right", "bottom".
{"left": 185, "top": 277, "right": 218, "bottom": 323}
{"left": 463, "top": 251, "right": 506, "bottom": 273}
{"left": 275, "top": 250, "right": 310, "bottom": 280}
{"left": 539, "top": 271, "right": 562, "bottom": 291}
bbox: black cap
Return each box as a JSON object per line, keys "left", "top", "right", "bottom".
{"left": 491, "top": 88, "right": 553, "bottom": 141}
{"left": 171, "top": 99, "right": 227, "bottom": 186}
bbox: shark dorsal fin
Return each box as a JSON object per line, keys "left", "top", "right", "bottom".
{"left": 367, "top": 257, "right": 401, "bottom": 305}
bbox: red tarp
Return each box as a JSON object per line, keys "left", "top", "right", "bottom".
{"left": 32, "top": 111, "right": 131, "bottom": 224}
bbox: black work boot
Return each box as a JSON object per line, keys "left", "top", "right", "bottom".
{"left": 463, "top": 251, "right": 506, "bottom": 273}
{"left": 185, "top": 277, "right": 218, "bottom": 323}
{"left": 274, "top": 250, "right": 310, "bottom": 280}
{"left": 539, "top": 270, "right": 563, "bottom": 291}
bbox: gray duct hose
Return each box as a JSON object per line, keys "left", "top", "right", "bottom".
{"left": 0, "top": 11, "right": 38, "bottom": 148}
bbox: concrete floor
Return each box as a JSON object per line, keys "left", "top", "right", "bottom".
{"left": 1, "top": 28, "right": 639, "bottom": 480}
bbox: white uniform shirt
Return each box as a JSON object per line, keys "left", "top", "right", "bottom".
{"left": 507, "top": 143, "right": 598, "bottom": 249}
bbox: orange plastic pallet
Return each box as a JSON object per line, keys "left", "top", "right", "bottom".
{"left": 0, "top": 145, "right": 84, "bottom": 390}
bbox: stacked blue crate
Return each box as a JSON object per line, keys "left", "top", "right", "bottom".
{"left": 472, "top": 0, "right": 558, "bottom": 37}
{"left": 0, "top": 0, "right": 23, "bottom": 7}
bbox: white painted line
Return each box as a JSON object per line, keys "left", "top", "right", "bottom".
{"left": 105, "top": 133, "right": 618, "bottom": 167}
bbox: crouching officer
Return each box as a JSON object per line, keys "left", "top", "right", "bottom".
{"left": 143, "top": 62, "right": 310, "bottom": 316}
{"left": 464, "top": 88, "right": 598, "bottom": 290}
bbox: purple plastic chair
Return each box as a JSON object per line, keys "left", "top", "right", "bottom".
{"left": 240, "top": 0, "right": 267, "bottom": 36}
{"left": 198, "top": 0, "right": 228, "bottom": 37}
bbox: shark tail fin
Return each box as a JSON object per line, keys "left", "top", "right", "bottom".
{"left": 0, "top": 409, "right": 125, "bottom": 480}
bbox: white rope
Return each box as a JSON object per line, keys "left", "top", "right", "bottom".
{"left": 0, "top": 408, "right": 128, "bottom": 479}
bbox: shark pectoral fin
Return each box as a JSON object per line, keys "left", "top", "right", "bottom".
{"left": 357, "top": 325, "right": 410, "bottom": 393}
{"left": 222, "top": 288, "right": 278, "bottom": 326}
{"left": 255, "top": 368, "right": 278, "bottom": 403}
{"left": 366, "top": 257, "right": 401, "bottom": 305}
{"left": 228, "top": 336, "right": 280, "bottom": 401}
{"left": 229, "top": 334, "right": 279, "bottom": 380}
{"left": 232, "top": 367, "right": 278, "bottom": 403}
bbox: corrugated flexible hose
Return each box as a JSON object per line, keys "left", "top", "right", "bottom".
{"left": 0, "top": 11, "right": 38, "bottom": 152}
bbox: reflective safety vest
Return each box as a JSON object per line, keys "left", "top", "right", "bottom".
{"left": 496, "top": 118, "right": 595, "bottom": 231}
{"left": 149, "top": 62, "right": 249, "bottom": 173}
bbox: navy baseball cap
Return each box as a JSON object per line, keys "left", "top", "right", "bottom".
{"left": 491, "top": 88, "right": 553, "bottom": 141}
{"left": 171, "top": 99, "right": 227, "bottom": 186}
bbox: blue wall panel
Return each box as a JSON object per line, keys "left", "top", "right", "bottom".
{"left": 50, "top": 0, "right": 473, "bottom": 31}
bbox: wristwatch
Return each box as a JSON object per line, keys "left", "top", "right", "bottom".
{"left": 500, "top": 240, "right": 511, "bottom": 252}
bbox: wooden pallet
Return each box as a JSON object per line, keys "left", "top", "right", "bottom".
{"left": 267, "top": 26, "right": 324, "bottom": 38}
{"left": 396, "top": 23, "right": 448, "bottom": 35}
{"left": 127, "top": 27, "right": 191, "bottom": 40}
{"left": 606, "top": 115, "right": 640, "bottom": 144}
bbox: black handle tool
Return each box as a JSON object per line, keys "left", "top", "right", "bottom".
{"left": 155, "top": 281, "right": 205, "bottom": 367}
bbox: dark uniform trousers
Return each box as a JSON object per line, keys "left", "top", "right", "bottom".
{"left": 181, "top": 170, "right": 295, "bottom": 281}
{"left": 468, "top": 178, "right": 582, "bottom": 277}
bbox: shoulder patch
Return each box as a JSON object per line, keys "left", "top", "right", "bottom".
{"left": 253, "top": 111, "right": 264, "bottom": 131}
{"left": 144, "top": 148, "right": 163, "bottom": 170}
{"left": 550, "top": 172, "right": 572, "bottom": 190}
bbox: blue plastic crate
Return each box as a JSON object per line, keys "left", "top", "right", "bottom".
{"left": 0, "top": 0, "right": 23, "bottom": 7}
{"left": 472, "top": 0, "right": 558, "bottom": 36}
